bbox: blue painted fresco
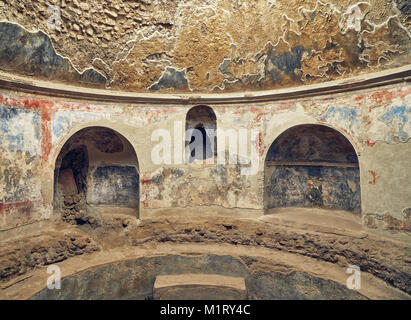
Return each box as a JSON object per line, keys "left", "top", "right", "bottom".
{"left": 52, "top": 115, "right": 71, "bottom": 139}
{"left": 149, "top": 67, "right": 189, "bottom": 91}
{"left": 379, "top": 105, "right": 411, "bottom": 142}
{"left": 0, "top": 22, "right": 106, "bottom": 86}
{"left": 0, "top": 106, "right": 41, "bottom": 155}
{"left": 321, "top": 106, "right": 361, "bottom": 130}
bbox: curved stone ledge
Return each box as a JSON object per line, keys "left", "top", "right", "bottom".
{"left": 0, "top": 66, "right": 410, "bottom": 105}
{"left": 28, "top": 254, "right": 368, "bottom": 300}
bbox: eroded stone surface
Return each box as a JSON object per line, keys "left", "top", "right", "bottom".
{"left": 0, "top": 0, "right": 409, "bottom": 92}
{"left": 0, "top": 228, "right": 98, "bottom": 283}
{"left": 29, "top": 254, "right": 366, "bottom": 300}
{"left": 1, "top": 211, "right": 409, "bottom": 299}
{"left": 0, "top": 83, "right": 410, "bottom": 231}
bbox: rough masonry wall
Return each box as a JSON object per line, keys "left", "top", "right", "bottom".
{"left": 0, "top": 82, "right": 410, "bottom": 231}
{"left": 0, "top": 0, "right": 409, "bottom": 92}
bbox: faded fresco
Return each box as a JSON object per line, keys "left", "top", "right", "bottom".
{"left": 0, "top": 82, "right": 409, "bottom": 231}
{"left": 0, "top": 0, "right": 409, "bottom": 92}
{"left": 264, "top": 125, "right": 361, "bottom": 213}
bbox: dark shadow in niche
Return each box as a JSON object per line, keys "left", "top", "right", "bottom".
{"left": 59, "top": 145, "right": 89, "bottom": 196}
{"left": 186, "top": 105, "right": 217, "bottom": 163}
{"left": 264, "top": 124, "right": 361, "bottom": 214}
{"left": 188, "top": 124, "right": 214, "bottom": 162}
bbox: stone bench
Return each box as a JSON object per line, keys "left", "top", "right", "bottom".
{"left": 154, "top": 274, "right": 247, "bottom": 300}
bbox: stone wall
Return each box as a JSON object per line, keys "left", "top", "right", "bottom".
{"left": 0, "top": 81, "right": 410, "bottom": 232}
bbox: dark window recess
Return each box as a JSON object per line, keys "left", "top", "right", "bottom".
{"left": 186, "top": 105, "right": 217, "bottom": 163}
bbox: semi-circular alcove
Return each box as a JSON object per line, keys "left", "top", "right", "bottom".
{"left": 264, "top": 124, "right": 361, "bottom": 214}
{"left": 54, "top": 127, "right": 140, "bottom": 220}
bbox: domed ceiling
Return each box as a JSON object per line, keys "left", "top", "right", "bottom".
{"left": 0, "top": 0, "right": 410, "bottom": 93}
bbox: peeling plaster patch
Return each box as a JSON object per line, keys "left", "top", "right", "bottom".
{"left": 149, "top": 67, "right": 189, "bottom": 91}
{"left": 0, "top": 106, "right": 43, "bottom": 211}
{"left": 0, "top": 1, "right": 409, "bottom": 92}
{"left": 141, "top": 166, "right": 260, "bottom": 210}
{"left": 395, "top": 0, "right": 411, "bottom": 17}
{"left": 378, "top": 105, "right": 411, "bottom": 143}
{"left": 364, "top": 212, "right": 410, "bottom": 232}
{"left": 87, "top": 166, "right": 139, "bottom": 208}
{"left": 52, "top": 111, "right": 99, "bottom": 144}
{"left": 219, "top": 58, "right": 231, "bottom": 75}
{"left": 347, "top": 179, "right": 357, "bottom": 193}
{"left": 0, "top": 200, "right": 48, "bottom": 231}
{"left": 321, "top": 106, "right": 361, "bottom": 132}
{"left": 0, "top": 106, "right": 41, "bottom": 156}
{"left": 368, "top": 170, "right": 378, "bottom": 184}
{"left": 265, "top": 45, "right": 307, "bottom": 83}
{"left": 0, "top": 22, "right": 106, "bottom": 86}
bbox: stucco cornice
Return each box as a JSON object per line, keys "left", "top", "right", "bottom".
{"left": 0, "top": 66, "right": 410, "bottom": 105}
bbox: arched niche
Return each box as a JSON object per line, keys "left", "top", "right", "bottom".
{"left": 54, "top": 126, "right": 140, "bottom": 220}
{"left": 264, "top": 124, "right": 361, "bottom": 214}
{"left": 185, "top": 105, "right": 217, "bottom": 163}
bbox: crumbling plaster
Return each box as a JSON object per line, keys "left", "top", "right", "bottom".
{"left": 0, "top": 81, "right": 410, "bottom": 232}
{"left": 0, "top": 0, "right": 409, "bottom": 92}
